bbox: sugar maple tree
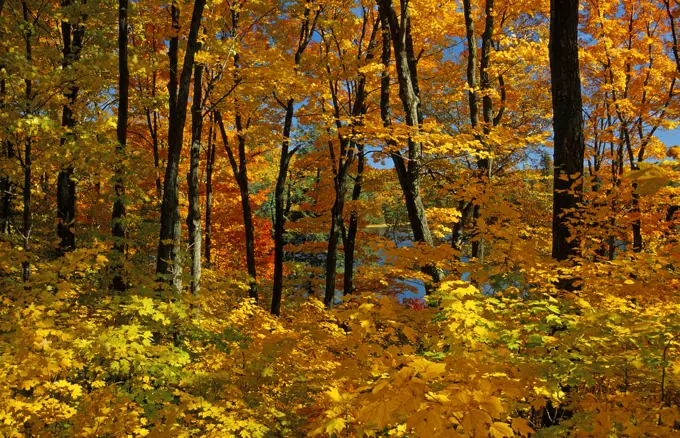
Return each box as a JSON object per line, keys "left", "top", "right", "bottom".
{"left": 1, "top": 0, "right": 680, "bottom": 436}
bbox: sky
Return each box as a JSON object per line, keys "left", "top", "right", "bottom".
{"left": 658, "top": 128, "right": 680, "bottom": 148}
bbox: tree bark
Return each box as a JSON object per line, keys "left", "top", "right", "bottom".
{"left": 324, "top": 167, "right": 346, "bottom": 307}
{"left": 57, "top": 0, "right": 86, "bottom": 254}
{"left": 0, "top": 1, "right": 8, "bottom": 235}
{"left": 323, "top": 17, "right": 376, "bottom": 307}
{"left": 0, "top": 142, "right": 12, "bottom": 235}
{"left": 0, "top": 0, "right": 11, "bottom": 235}
{"left": 204, "top": 111, "right": 216, "bottom": 267}
{"left": 343, "top": 143, "right": 365, "bottom": 296}
{"left": 377, "top": 0, "right": 441, "bottom": 287}
{"left": 549, "top": 0, "right": 585, "bottom": 281}
{"left": 156, "top": 0, "right": 206, "bottom": 292}
{"left": 187, "top": 61, "right": 203, "bottom": 295}
{"left": 463, "top": 0, "right": 496, "bottom": 260}
{"left": 111, "top": 0, "right": 129, "bottom": 292}
{"left": 145, "top": 71, "right": 162, "bottom": 198}
{"left": 215, "top": 109, "right": 258, "bottom": 302}
{"left": 21, "top": 0, "right": 31, "bottom": 281}
{"left": 271, "top": 6, "right": 319, "bottom": 316}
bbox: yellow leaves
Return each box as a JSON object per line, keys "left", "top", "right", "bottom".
{"left": 623, "top": 163, "right": 669, "bottom": 196}
{"left": 357, "top": 62, "right": 385, "bottom": 76}
{"left": 402, "top": 326, "right": 417, "bottom": 343}
{"left": 667, "top": 146, "right": 680, "bottom": 159}
{"left": 478, "top": 396, "right": 504, "bottom": 418}
{"left": 48, "top": 380, "right": 83, "bottom": 399}
{"left": 511, "top": 418, "right": 535, "bottom": 437}
{"left": 439, "top": 281, "right": 479, "bottom": 298}
{"left": 462, "top": 409, "right": 492, "bottom": 435}
{"left": 489, "top": 422, "right": 515, "bottom": 437}
{"left": 326, "top": 386, "right": 356, "bottom": 404}
{"left": 408, "top": 357, "right": 447, "bottom": 379}
{"left": 262, "top": 365, "right": 275, "bottom": 377}
{"left": 324, "top": 417, "right": 346, "bottom": 435}
{"left": 406, "top": 408, "right": 444, "bottom": 437}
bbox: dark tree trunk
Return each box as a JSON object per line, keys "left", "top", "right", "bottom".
{"left": 23, "top": 138, "right": 30, "bottom": 282}
{"left": 325, "top": 171, "right": 346, "bottom": 308}
{"left": 549, "top": 0, "right": 585, "bottom": 281}
{"left": 271, "top": 114, "right": 290, "bottom": 315}
{"left": 343, "top": 143, "right": 365, "bottom": 296}
{"left": 111, "top": 0, "right": 129, "bottom": 292}
{"left": 324, "top": 14, "right": 377, "bottom": 307}
{"left": 145, "top": 71, "right": 162, "bottom": 198}
{"left": 234, "top": 107, "right": 258, "bottom": 302}
{"left": 0, "top": 0, "right": 11, "bottom": 235}
{"left": 0, "top": 1, "right": 6, "bottom": 235}
{"left": 0, "top": 142, "right": 12, "bottom": 234}
{"left": 21, "top": 0, "right": 31, "bottom": 281}
{"left": 156, "top": 0, "right": 206, "bottom": 291}
{"left": 57, "top": 0, "right": 85, "bottom": 254}
{"left": 631, "top": 192, "right": 642, "bottom": 252}
{"left": 464, "top": 0, "right": 496, "bottom": 261}
{"left": 452, "top": 201, "right": 473, "bottom": 254}
{"left": 271, "top": 6, "right": 319, "bottom": 316}
{"left": 204, "top": 112, "right": 216, "bottom": 267}
{"left": 56, "top": 169, "right": 76, "bottom": 252}
{"left": 215, "top": 109, "right": 258, "bottom": 301}
{"left": 187, "top": 62, "right": 203, "bottom": 295}
{"left": 377, "top": 0, "right": 441, "bottom": 287}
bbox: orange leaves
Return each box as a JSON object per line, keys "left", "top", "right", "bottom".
{"left": 623, "top": 163, "right": 670, "bottom": 196}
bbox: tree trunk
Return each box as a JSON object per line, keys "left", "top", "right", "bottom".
{"left": 378, "top": 0, "right": 441, "bottom": 287}
{"left": 22, "top": 138, "right": 30, "bottom": 282}
{"left": 187, "top": 62, "right": 203, "bottom": 295}
{"left": 57, "top": 0, "right": 85, "bottom": 254}
{"left": 204, "top": 111, "right": 216, "bottom": 267}
{"left": 271, "top": 126, "right": 290, "bottom": 315}
{"left": 215, "top": 110, "right": 258, "bottom": 301}
{"left": 21, "top": 0, "right": 31, "bottom": 281}
{"left": 549, "top": 0, "right": 585, "bottom": 282}
{"left": 452, "top": 201, "right": 473, "bottom": 254}
{"left": 325, "top": 172, "right": 346, "bottom": 308}
{"left": 631, "top": 191, "right": 642, "bottom": 252}
{"left": 156, "top": 0, "right": 206, "bottom": 291}
{"left": 463, "top": 0, "right": 479, "bottom": 129}
{"left": 235, "top": 110, "right": 258, "bottom": 302}
{"left": 343, "top": 143, "right": 365, "bottom": 296}
{"left": 145, "top": 71, "right": 162, "bottom": 198}
{"left": 111, "top": 0, "right": 129, "bottom": 292}
{"left": 0, "top": 142, "right": 12, "bottom": 234}
{"left": 0, "top": 0, "right": 7, "bottom": 235}
{"left": 324, "top": 14, "right": 376, "bottom": 307}
{"left": 271, "top": 6, "right": 319, "bottom": 316}
{"left": 464, "top": 0, "right": 496, "bottom": 261}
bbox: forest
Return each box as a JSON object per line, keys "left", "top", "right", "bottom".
{"left": 1, "top": 0, "right": 680, "bottom": 435}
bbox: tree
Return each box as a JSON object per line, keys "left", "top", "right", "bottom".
{"left": 156, "top": 0, "right": 207, "bottom": 291}
{"left": 21, "top": 0, "right": 32, "bottom": 281}
{"left": 271, "top": 2, "right": 320, "bottom": 316}
{"left": 57, "top": 0, "right": 86, "bottom": 254}
{"left": 549, "top": 0, "right": 585, "bottom": 284}
{"left": 377, "top": 0, "right": 441, "bottom": 287}
{"left": 111, "top": 0, "right": 129, "bottom": 292}
{"left": 320, "top": 4, "right": 378, "bottom": 308}
{"left": 187, "top": 58, "right": 203, "bottom": 295}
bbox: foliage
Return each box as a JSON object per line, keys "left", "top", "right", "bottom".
{"left": 1, "top": 0, "right": 680, "bottom": 436}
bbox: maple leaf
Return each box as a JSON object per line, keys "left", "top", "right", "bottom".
{"left": 511, "top": 418, "right": 535, "bottom": 437}
{"left": 490, "top": 422, "right": 515, "bottom": 438}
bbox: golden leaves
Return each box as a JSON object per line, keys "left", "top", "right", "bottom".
{"left": 489, "top": 421, "right": 515, "bottom": 438}
{"left": 623, "top": 163, "right": 669, "bottom": 196}
{"left": 511, "top": 417, "right": 536, "bottom": 437}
